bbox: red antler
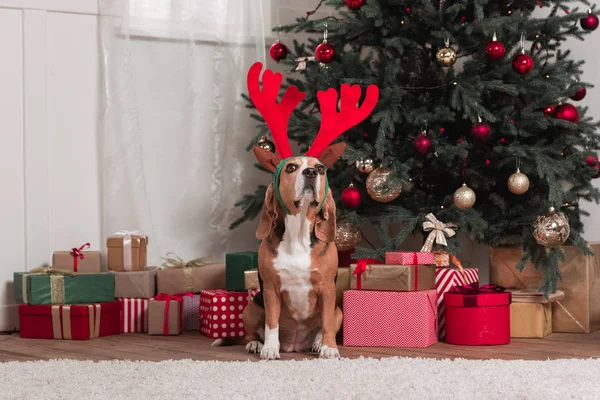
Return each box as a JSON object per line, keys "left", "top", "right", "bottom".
{"left": 305, "top": 84, "right": 379, "bottom": 157}
{"left": 247, "top": 62, "right": 306, "bottom": 159}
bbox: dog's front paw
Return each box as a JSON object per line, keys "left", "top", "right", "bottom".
{"left": 260, "top": 344, "right": 280, "bottom": 360}
{"left": 319, "top": 346, "right": 340, "bottom": 359}
{"left": 312, "top": 331, "right": 323, "bottom": 353}
{"left": 246, "top": 340, "right": 263, "bottom": 354}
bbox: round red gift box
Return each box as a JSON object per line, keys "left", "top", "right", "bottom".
{"left": 443, "top": 291, "right": 511, "bottom": 346}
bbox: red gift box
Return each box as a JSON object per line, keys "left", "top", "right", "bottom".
{"left": 247, "top": 288, "right": 259, "bottom": 303}
{"left": 199, "top": 289, "right": 248, "bottom": 339}
{"left": 19, "top": 301, "right": 120, "bottom": 340}
{"left": 119, "top": 298, "right": 149, "bottom": 333}
{"left": 444, "top": 284, "right": 511, "bottom": 346}
{"left": 436, "top": 267, "right": 479, "bottom": 339}
{"left": 385, "top": 251, "right": 435, "bottom": 265}
{"left": 343, "top": 289, "right": 438, "bottom": 348}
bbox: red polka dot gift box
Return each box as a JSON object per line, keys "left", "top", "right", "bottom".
{"left": 200, "top": 289, "right": 248, "bottom": 339}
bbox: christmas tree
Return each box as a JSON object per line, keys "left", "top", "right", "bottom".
{"left": 231, "top": 0, "right": 600, "bottom": 294}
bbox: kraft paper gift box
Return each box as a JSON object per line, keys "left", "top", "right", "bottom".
{"left": 226, "top": 251, "right": 258, "bottom": 291}
{"left": 148, "top": 295, "right": 185, "bottom": 335}
{"left": 112, "top": 267, "right": 157, "bottom": 298}
{"left": 490, "top": 245, "right": 600, "bottom": 333}
{"left": 14, "top": 270, "right": 115, "bottom": 305}
{"left": 156, "top": 263, "right": 226, "bottom": 294}
{"left": 509, "top": 289, "right": 565, "bottom": 338}
{"left": 106, "top": 231, "right": 148, "bottom": 272}
{"left": 52, "top": 243, "right": 101, "bottom": 273}
{"left": 119, "top": 298, "right": 150, "bottom": 333}
{"left": 19, "top": 301, "right": 120, "bottom": 340}
{"left": 350, "top": 263, "right": 436, "bottom": 291}
{"left": 199, "top": 290, "right": 248, "bottom": 339}
{"left": 436, "top": 267, "right": 479, "bottom": 339}
{"left": 343, "top": 289, "right": 438, "bottom": 348}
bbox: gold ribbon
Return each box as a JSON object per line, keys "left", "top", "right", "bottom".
{"left": 51, "top": 304, "right": 101, "bottom": 339}
{"left": 183, "top": 269, "right": 193, "bottom": 292}
{"left": 22, "top": 267, "right": 73, "bottom": 304}
{"left": 420, "top": 213, "right": 457, "bottom": 252}
{"left": 160, "top": 253, "right": 212, "bottom": 269}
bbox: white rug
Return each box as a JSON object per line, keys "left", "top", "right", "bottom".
{"left": 1, "top": 357, "right": 599, "bottom": 400}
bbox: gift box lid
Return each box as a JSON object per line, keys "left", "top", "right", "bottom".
{"left": 509, "top": 289, "right": 565, "bottom": 303}
{"left": 107, "top": 233, "right": 148, "bottom": 248}
{"left": 18, "top": 301, "right": 121, "bottom": 316}
{"left": 444, "top": 291, "right": 511, "bottom": 307}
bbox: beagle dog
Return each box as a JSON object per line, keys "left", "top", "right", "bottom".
{"left": 242, "top": 62, "right": 378, "bottom": 360}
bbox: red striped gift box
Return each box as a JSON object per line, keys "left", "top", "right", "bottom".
{"left": 435, "top": 268, "right": 478, "bottom": 339}
{"left": 119, "top": 298, "right": 149, "bottom": 333}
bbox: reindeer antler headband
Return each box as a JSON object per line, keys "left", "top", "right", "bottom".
{"left": 247, "top": 62, "right": 379, "bottom": 159}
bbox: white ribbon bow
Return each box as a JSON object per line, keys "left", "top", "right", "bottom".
{"left": 113, "top": 230, "right": 144, "bottom": 271}
{"left": 420, "top": 213, "right": 456, "bottom": 252}
{"left": 295, "top": 56, "right": 315, "bottom": 71}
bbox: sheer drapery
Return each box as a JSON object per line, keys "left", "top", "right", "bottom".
{"left": 99, "top": 0, "right": 267, "bottom": 263}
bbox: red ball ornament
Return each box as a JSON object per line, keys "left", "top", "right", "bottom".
{"left": 580, "top": 12, "right": 599, "bottom": 31}
{"left": 471, "top": 121, "right": 492, "bottom": 142}
{"left": 570, "top": 88, "right": 587, "bottom": 101}
{"left": 553, "top": 103, "right": 579, "bottom": 123}
{"left": 586, "top": 154, "right": 598, "bottom": 167}
{"left": 543, "top": 105, "right": 556, "bottom": 117}
{"left": 485, "top": 40, "right": 505, "bottom": 61}
{"left": 413, "top": 133, "right": 433, "bottom": 154}
{"left": 315, "top": 41, "right": 336, "bottom": 64}
{"left": 341, "top": 184, "right": 362, "bottom": 209}
{"left": 269, "top": 41, "right": 288, "bottom": 63}
{"left": 345, "top": 0, "right": 366, "bottom": 10}
{"left": 512, "top": 51, "right": 534, "bottom": 75}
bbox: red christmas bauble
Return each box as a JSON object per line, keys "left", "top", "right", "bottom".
{"left": 586, "top": 154, "right": 598, "bottom": 167}
{"left": 570, "top": 88, "right": 587, "bottom": 101}
{"left": 543, "top": 105, "right": 556, "bottom": 117}
{"left": 341, "top": 185, "right": 362, "bottom": 208}
{"left": 345, "top": 0, "right": 366, "bottom": 10}
{"left": 269, "top": 41, "right": 288, "bottom": 63}
{"left": 553, "top": 103, "right": 579, "bottom": 123}
{"left": 413, "top": 133, "right": 433, "bottom": 154}
{"left": 512, "top": 52, "right": 534, "bottom": 75}
{"left": 484, "top": 40, "right": 505, "bottom": 61}
{"left": 471, "top": 122, "right": 492, "bottom": 142}
{"left": 594, "top": 163, "right": 600, "bottom": 179}
{"left": 580, "top": 13, "right": 599, "bottom": 31}
{"left": 315, "top": 41, "right": 336, "bottom": 63}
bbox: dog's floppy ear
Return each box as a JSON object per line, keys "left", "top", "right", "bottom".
{"left": 256, "top": 183, "right": 278, "bottom": 240}
{"left": 318, "top": 143, "right": 346, "bottom": 169}
{"left": 315, "top": 189, "right": 337, "bottom": 243}
{"left": 253, "top": 146, "right": 281, "bottom": 173}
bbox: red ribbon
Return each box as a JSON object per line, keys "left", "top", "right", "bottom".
{"left": 69, "top": 243, "right": 90, "bottom": 272}
{"left": 411, "top": 252, "right": 420, "bottom": 291}
{"left": 352, "top": 258, "right": 382, "bottom": 289}
{"left": 154, "top": 292, "right": 193, "bottom": 334}
{"left": 449, "top": 283, "right": 508, "bottom": 307}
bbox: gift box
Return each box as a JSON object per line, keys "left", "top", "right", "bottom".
{"left": 199, "top": 289, "right": 248, "bottom": 339}
{"left": 350, "top": 262, "right": 435, "bottom": 291}
{"left": 343, "top": 289, "right": 438, "bottom": 348}
{"left": 119, "top": 298, "right": 150, "bottom": 333}
{"left": 248, "top": 288, "right": 259, "bottom": 303}
{"left": 14, "top": 270, "right": 115, "bottom": 305}
{"left": 336, "top": 267, "right": 350, "bottom": 310}
{"left": 433, "top": 252, "right": 450, "bottom": 267}
{"left": 444, "top": 284, "right": 511, "bottom": 346}
{"left": 148, "top": 294, "right": 186, "bottom": 335}
{"left": 244, "top": 268, "right": 259, "bottom": 290}
{"left": 107, "top": 231, "right": 148, "bottom": 272}
{"left": 436, "top": 267, "right": 479, "bottom": 339}
{"left": 385, "top": 251, "right": 435, "bottom": 265}
{"left": 510, "top": 289, "right": 565, "bottom": 338}
{"left": 19, "top": 301, "right": 120, "bottom": 340}
{"left": 52, "top": 243, "right": 101, "bottom": 273}
{"left": 157, "top": 263, "right": 225, "bottom": 294}
{"left": 183, "top": 294, "right": 201, "bottom": 331}
{"left": 490, "top": 245, "right": 600, "bottom": 333}
{"left": 226, "top": 251, "right": 258, "bottom": 291}
{"left": 112, "top": 267, "right": 157, "bottom": 298}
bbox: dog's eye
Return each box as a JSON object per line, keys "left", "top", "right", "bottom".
{"left": 285, "top": 164, "right": 298, "bottom": 173}
{"left": 316, "top": 165, "right": 325, "bottom": 175}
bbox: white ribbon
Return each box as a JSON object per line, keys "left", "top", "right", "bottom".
{"left": 112, "top": 230, "right": 144, "bottom": 271}
{"left": 420, "top": 213, "right": 456, "bottom": 252}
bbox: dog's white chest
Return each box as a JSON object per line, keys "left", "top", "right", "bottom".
{"left": 273, "top": 213, "right": 313, "bottom": 321}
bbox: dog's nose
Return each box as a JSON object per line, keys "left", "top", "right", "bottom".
{"left": 303, "top": 168, "right": 318, "bottom": 178}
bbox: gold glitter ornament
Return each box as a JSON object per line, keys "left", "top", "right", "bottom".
{"left": 533, "top": 207, "right": 570, "bottom": 248}
{"left": 453, "top": 183, "right": 476, "bottom": 209}
{"left": 335, "top": 221, "right": 361, "bottom": 252}
{"left": 366, "top": 167, "right": 402, "bottom": 203}
{"left": 257, "top": 136, "right": 275, "bottom": 153}
{"left": 508, "top": 168, "right": 530, "bottom": 195}
{"left": 356, "top": 158, "right": 375, "bottom": 174}
{"left": 436, "top": 40, "right": 457, "bottom": 67}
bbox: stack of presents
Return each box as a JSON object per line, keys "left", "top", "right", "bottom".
{"left": 14, "top": 231, "right": 259, "bottom": 341}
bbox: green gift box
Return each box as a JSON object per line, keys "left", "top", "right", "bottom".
{"left": 14, "top": 271, "right": 115, "bottom": 305}
{"left": 226, "top": 251, "right": 258, "bottom": 291}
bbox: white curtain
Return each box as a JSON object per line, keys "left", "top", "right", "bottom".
{"left": 98, "top": 0, "right": 267, "bottom": 263}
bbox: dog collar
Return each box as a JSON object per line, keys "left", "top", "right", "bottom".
{"left": 273, "top": 157, "right": 329, "bottom": 215}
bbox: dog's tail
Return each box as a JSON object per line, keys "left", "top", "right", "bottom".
{"left": 211, "top": 338, "right": 244, "bottom": 347}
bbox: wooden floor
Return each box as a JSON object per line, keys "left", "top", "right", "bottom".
{"left": 1, "top": 331, "right": 599, "bottom": 362}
